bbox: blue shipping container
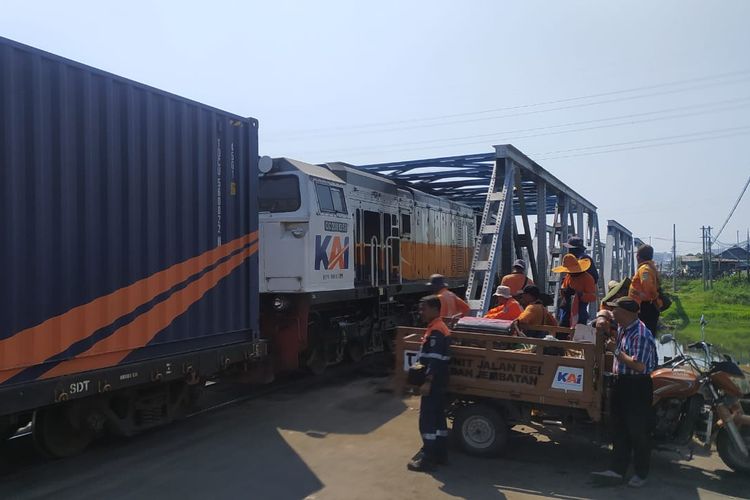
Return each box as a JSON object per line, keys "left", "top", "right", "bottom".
{"left": 0, "top": 37, "right": 260, "bottom": 402}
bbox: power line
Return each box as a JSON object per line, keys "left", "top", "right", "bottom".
{"left": 297, "top": 96, "right": 750, "bottom": 157}
{"left": 712, "top": 175, "right": 750, "bottom": 242}
{"left": 327, "top": 125, "right": 749, "bottom": 163}
{"left": 534, "top": 127, "right": 750, "bottom": 161}
{"left": 268, "top": 70, "right": 750, "bottom": 140}
{"left": 651, "top": 236, "right": 703, "bottom": 244}
{"left": 533, "top": 125, "right": 750, "bottom": 157}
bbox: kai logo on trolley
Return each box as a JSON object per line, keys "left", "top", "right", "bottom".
{"left": 551, "top": 366, "right": 584, "bottom": 392}
{"left": 314, "top": 235, "right": 350, "bottom": 270}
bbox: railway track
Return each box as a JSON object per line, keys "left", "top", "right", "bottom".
{"left": 0, "top": 353, "right": 392, "bottom": 476}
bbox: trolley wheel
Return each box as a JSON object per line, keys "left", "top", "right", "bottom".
{"left": 453, "top": 404, "right": 508, "bottom": 457}
{"left": 33, "top": 404, "right": 95, "bottom": 458}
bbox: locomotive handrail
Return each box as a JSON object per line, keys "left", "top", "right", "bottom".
{"left": 385, "top": 236, "right": 402, "bottom": 286}
{"left": 370, "top": 236, "right": 379, "bottom": 287}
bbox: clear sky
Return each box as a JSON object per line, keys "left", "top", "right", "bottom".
{"left": 2, "top": 0, "right": 748, "bottom": 254}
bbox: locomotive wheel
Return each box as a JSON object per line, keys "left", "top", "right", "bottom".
{"left": 1, "top": 424, "right": 18, "bottom": 441}
{"left": 717, "top": 426, "right": 750, "bottom": 475}
{"left": 0, "top": 415, "right": 23, "bottom": 441}
{"left": 347, "top": 341, "right": 365, "bottom": 363}
{"left": 306, "top": 346, "right": 327, "bottom": 376}
{"left": 33, "top": 404, "right": 95, "bottom": 458}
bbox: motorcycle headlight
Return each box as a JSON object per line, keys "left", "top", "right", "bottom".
{"left": 272, "top": 296, "right": 290, "bottom": 312}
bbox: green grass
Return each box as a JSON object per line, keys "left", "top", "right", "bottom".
{"left": 660, "top": 275, "right": 750, "bottom": 361}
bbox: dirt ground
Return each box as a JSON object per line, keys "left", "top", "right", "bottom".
{"left": 1, "top": 376, "right": 747, "bottom": 500}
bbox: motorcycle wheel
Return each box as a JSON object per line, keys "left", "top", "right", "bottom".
{"left": 717, "top": 426, "right": 750, "bottom": 475}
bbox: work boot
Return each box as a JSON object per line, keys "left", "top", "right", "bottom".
{"left": 435, "top": 437, "right": 449, "bottom": 465}
{"left": 628, "top": 475, "right": 647, "bottom": 488}
{"left": 590, "top": 469, "right": 623, "bottom": 486}
{"left": 407, "top": 454, "right": 437, "bottom": 472}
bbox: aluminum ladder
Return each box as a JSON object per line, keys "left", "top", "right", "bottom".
{"left": 466, "top": 163, "right": 516, "bottom": 316}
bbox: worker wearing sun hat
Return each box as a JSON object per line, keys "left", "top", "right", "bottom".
{"left": 563, "top": 235, "right": 599, "bottom": 284}
{"left": 601, "top": 278, "right": 631, "bottom": 311}
{"left": 484, "top": 285, "right": 523, "bottom": 321}
{"left": 553, "top": 253, "right": 597, "bottom": 327}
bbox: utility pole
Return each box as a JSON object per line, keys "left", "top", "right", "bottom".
{"left": 701, "top": 226, "right": 707, "bottom": 292}
{"left": 708, "top": 226, "right": 713, "bottom": 289}
{"left": 672, "top": 224, "right": 677, "bottom": 292}
{"left": 746, "top": 229, "right": 749, "bottom": 283}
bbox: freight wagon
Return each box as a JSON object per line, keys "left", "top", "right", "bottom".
{"left": 0, "top": 37, "right": 264, "bottom": 456}
{"left": 0, "top": 37, "right": 478, "bottom": 457}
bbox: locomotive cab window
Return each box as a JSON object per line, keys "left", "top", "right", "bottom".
{"left": 401, "top": 214, "right": 411, "bottom": 237}
{"left": 315, "top": 183, "right": 347, "bottom": 214}
{"left": 259, "top": 175, "right": 301, "bottom": 212}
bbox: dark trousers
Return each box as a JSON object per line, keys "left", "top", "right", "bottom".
{"left": 610, "top": 375, "right": 654, "bottom": 478}
{"left": 558, "top": 302, "right": 590, "bottom": 328}
{"left": 419, "top": 388, "right": 448, "bottom": 459}
{"left": 639, "top": 301, "right": 660, "bottom": 334}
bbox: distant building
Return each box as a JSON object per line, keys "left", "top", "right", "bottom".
{"left": 717, "top": 245, "right": 750, "bottom": 261}
{"left": 678, "top": 247, "right": 747, "bottom": 277}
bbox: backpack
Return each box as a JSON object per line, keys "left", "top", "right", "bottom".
{"left": 657, "top": 286, "right": 672, "bottom": 312}
{"left": 641, "top": 261, "right": 671, "bottom": 312}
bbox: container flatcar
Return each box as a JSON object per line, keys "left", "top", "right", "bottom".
{"left": 0, "top": 37, "right": 263, "bottom": 456}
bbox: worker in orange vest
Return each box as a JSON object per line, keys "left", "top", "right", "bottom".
{"left": 512, "top": 284, "right": 558, "bottom": 338}
{"left": 553, "top": 253, "right": 597, "bottom": 328}
{"left": 500, "top": 259, "right": 534, "bottom": 296}
{"left": 484, "top": 285, "right": 523, "bottom": 320}
{"left": 628, "top": 244, "right": 662, "bottom": 333}
{"left": 408, "top": 295, "right": 452, "bottom": 472}
{"left": 427, "top": 274, "right": 470, "bottom": 319}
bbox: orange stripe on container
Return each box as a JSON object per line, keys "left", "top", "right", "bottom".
{"left": 0, "top": 231, "right": 258, "bottom": 379}
{"left": 40, "top": 243, "right": 258, "bottom": 381}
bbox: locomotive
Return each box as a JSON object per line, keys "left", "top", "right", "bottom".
{"left": 258, "top": 158, "right": 475, "bottom": 374}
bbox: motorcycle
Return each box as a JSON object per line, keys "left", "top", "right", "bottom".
{"left": 651, "top": 334, "right": 750, "bottom": 474}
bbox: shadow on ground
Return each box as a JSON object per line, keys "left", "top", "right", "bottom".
{"left": 429, "top": 424, "right": 747, "bottom": 500}
{"left": 0, "top": 373, "right": 407, "bottom": 500}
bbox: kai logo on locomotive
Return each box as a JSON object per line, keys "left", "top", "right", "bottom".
{"left": 314, "top": 235, "right": 350, "bottom": 270}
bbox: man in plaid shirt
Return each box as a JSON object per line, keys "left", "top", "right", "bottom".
{"left": 591, "top": 297, "right": 657, "bottom": 488}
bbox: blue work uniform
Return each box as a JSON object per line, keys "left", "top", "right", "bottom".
{"left": 418, "top": 317, "right": 451, "bottom": 460}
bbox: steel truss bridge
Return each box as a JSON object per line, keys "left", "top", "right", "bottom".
{"left": 354, "top": 145, "right": 636, "bottom": 306}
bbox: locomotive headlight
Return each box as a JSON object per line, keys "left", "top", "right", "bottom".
{"left": 285, "top": 223, "right": 306, "bottom": 238}
{"left": 272, "top": 295, "right": 290, "bottom": 312}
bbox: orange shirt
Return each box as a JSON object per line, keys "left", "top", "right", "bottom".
{"left": 501, "top": 273, "right": 534, "bottom": 296}
{"left": 422, "top": 317, "right": 452, "bottom": 342}
{"left": 517, "top": 302, "right": 558, "bottom": 327}
{"left": 484, "top": 298, "right": 523, "bottom": 321}
{"left": 629, "top": 260, "right": 660, "bottom": 305}
{"left": 438, "top": 288, "right": 471, "bottom": 318}
{"left": 561, "top": 272, "right": 597, "bottom": 303}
